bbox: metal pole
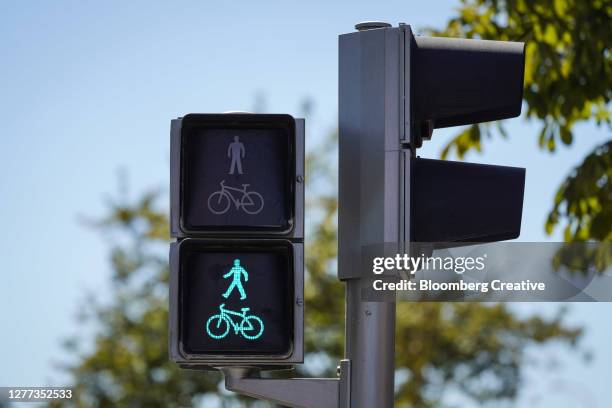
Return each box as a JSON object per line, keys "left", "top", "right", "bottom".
{"left": 339, "top": 22, "right": 412, "bottom": 407}
{"left": 345, "top": 280, "right": 396, "bottom": 407}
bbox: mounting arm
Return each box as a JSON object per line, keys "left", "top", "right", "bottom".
{"left": 221, "top": 360, "right": 350, "bottom": 408}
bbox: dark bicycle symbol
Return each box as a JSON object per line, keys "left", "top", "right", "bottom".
{"left": 207, "top": 180, "right": 264, "bottom": 215}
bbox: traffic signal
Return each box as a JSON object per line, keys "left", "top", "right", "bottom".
{"left": 339, "top": 24, "right": 527, "bottom": 278}
{"left": 171, "top": 114, "right": 302, "bottom": 237}
{"left": 406, "top": 28, "right": 527, "bottom": 242}
{"left": 169, "top": 113, "right": 304, "bottom": 368}
{"left": 338, "top": 22, "right": 528, "bottom": 405}
{"left": 160, "top": 21, "right": 531, "bottom": 408}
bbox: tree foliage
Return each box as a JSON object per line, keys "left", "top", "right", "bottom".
{"left": 430, "top": 0, "right": 611, "bottom": 241}
{"left": 546, "top": 141, "right": 612, "bottom": 241}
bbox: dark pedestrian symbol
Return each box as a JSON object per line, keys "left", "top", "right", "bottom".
{"left": 228, "top": 136, "right": 245, "bottom": 175}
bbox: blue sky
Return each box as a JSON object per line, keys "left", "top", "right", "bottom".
{"left": 0, "top": 1, "right": 610, "bottom": 406}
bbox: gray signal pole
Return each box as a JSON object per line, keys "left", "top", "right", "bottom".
{"left": 339, "top": 22, "right": 413, "bottom": 407}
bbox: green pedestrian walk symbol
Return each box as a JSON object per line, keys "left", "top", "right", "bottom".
{"left": 222, "top": 259, "right": 248, "bottom": 300}
{"left": 206, "top": 259, "right": 264, "bottom": 340}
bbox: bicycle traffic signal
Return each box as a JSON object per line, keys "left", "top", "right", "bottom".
{"left": 171, "top": 114, "right": 302, "bottom": 237}
{"left": 169, "top": 113, "right": 304, "bottom": 368}
{"left": 172, "top": 239, "right": 301, "bottom": 357}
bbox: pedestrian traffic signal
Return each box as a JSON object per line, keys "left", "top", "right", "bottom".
{"left": 170, "top": 239, "right": 302, "bottom": 361}
{"left": 170, "top": 113, "right": 303, "bottom": 237}
{"left": 169, "top": 113, "right": 304, "bottom": 368}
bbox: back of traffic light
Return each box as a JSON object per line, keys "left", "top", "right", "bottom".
{"left": 407, "top": 27, "right": 526, "bottom": 243}
{"left": 169, "top": 113, "right": 304, "bottom": 368}
{"left": 338, "top": 22, "right": 526, "bottom": 407}
{"left": 339, "top": 23, "right": 526, "bottom": 282}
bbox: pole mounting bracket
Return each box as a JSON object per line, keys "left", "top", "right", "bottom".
{"left": 221, "top": 359, "right": 351, "bottom": 408}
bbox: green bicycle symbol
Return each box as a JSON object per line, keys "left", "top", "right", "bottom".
{"left": 205, "top": 303, "right": 264, "bottom": 340}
